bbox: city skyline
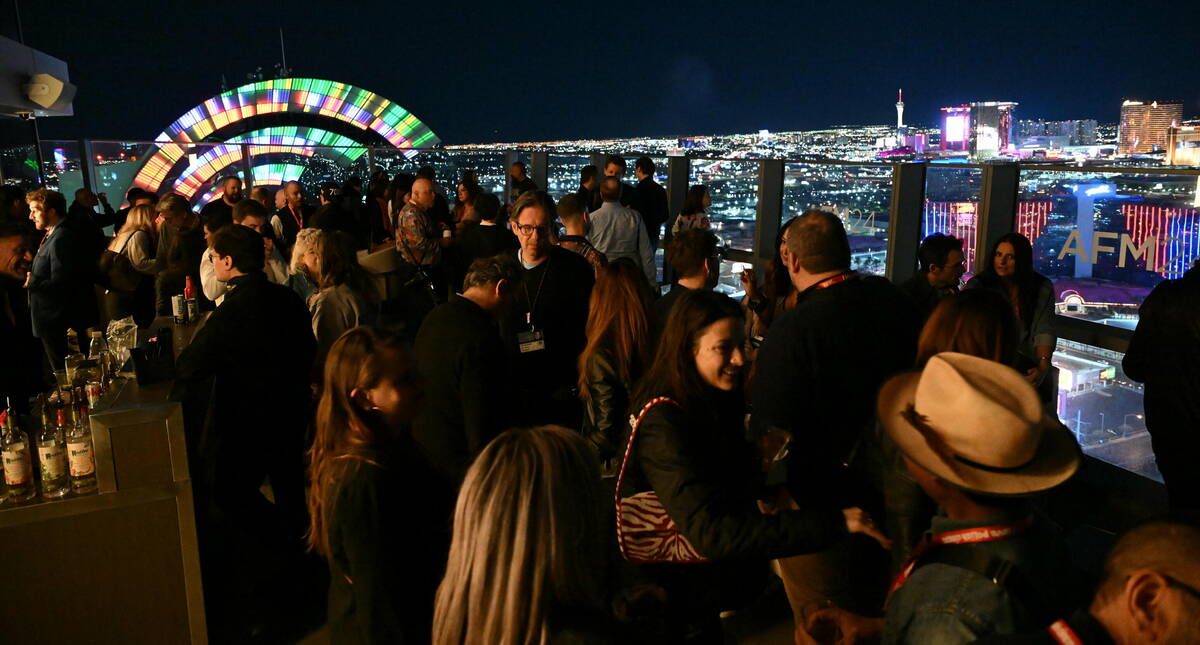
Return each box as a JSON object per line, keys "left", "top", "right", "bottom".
{"left": 11, "top": 0, "right": 1198, "bottom": 145}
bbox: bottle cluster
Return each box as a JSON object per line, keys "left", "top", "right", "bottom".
{"left": 1, "top": 390, "right": 98, "bottom": 505}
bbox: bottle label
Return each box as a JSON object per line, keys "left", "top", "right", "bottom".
{"left": 3, "top": 446, "right": 31, "bottom": 485}
{"left": 38, "top": 444, "right": 67, "bottom": 480}
{"left": 68, "top": 441, "right": 95, "bottom": 477}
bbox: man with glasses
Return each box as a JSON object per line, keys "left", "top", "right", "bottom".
{"left": 502, "top": 191, "right": 594, "bottom": 428}
{"left": 898, "top": 233, "right": 966, "bottom": 322}
{"left": 976, "top": 516, "right": 1200, "bottom": 644}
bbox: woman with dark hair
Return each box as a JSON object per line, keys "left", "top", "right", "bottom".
{"left": 743, "top": 216, "right": 801, "bottom": 344}
{"left": 451, "top": 178, "right": 481, "bottom": 234}
{"left": 307, "top": 327, "right": 451, "bottom": 645}
{"left": 964, "top": 232, "right": 1056, "bottom": 391}
{"left": 671, "top": 185, "right": 712, "bottom": 235}
{"left": 306, "top": 231, "right": 379, "bottom": 368}
{"left": 621, "top": 289, "right": 888, "bottom": 638}
{"left": 577, "top": 258, "right": 655, "bottom": 472}
{"left": 433, "top": 426, "right": 617, "bottom": 644}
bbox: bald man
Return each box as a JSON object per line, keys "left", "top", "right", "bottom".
{"left": 977, "top": 516, "right": 1200, "bottom": 644}
{"left": 269, "top": 181, "right": 314, "bottom": 254}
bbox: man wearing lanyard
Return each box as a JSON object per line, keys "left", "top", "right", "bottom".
{"left": 973, "top": 516, "right": 1200, "bottom": 645}
{"left": 750, "top": 209, "right": 920, "bottom": 610}
{"left": 501, "top": 191, "right": 594, "bottom": 428}
{"left": 806, "top": 352, "right": 1084, "bottom": 644}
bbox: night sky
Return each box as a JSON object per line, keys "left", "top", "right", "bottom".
{"left": 20, "top": 0, "right": 1200, "bottom": 145}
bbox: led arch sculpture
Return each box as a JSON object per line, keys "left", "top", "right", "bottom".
{"left": 133, "top": 77, "right": 439, "bottom": 199}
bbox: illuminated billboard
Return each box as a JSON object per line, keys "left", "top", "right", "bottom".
{"left": 941, "top": 106, "right": 970, "bottom": 151}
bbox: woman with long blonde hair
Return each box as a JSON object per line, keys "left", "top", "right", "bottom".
{"left": 102, "top": 203, "right": 159, "bottom": 325}
{"left": 432, "top": 425, "right": 616, "bottom": 645}
{"left": 576, "top": 258, "right": 654, "bottom": 471}
{"left": 307, "top": 326, "right": 451, "bottom": 645}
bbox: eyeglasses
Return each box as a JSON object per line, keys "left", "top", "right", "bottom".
{"left": 514, "top": 223, "right": 549, "bottom": 236}
{"left": 1164, "top": 574, "right": 1200, "bottom": 603}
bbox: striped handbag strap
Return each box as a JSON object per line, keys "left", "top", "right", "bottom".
{"left": 614, "top": 396, "right": 680, "bottom": 549}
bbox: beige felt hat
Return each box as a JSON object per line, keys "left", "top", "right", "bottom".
{"left": 878, "top": 352, "right": 1081, "bottom": 496}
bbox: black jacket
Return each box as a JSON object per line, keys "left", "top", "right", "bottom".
{"left": 172, "top": 272, "right": 315, "bottom": 526}
{"left": 459, "top": 222, "right": 518, "bottom": 263}
{"left": 750, "top": 274, "right": 919, "bottom": 507}
{"left": 273, "top": 203, "right": 316, "bottom": 249}
{"left": 897, "top": 273, "right": 956, "bottom": 323}
{"left": 631, "top": 177, "right": 669, "bottom": 242}
{"left": 580, "top": 346, "right": 631, "bottom": 464}
{"left": 412, "top": 295, "right": 509, "bottom": 483}
{"left": 0, "top": 280, "right": 43, "bottom": 410}
{"left": 621, "top": 392, "right": 847, "bottom": 611}
{"left": 325, "top": 442, "right": 452, "bottom": 645}
{"left": 500, "top": 246, "right": 594, "bottom": 426}
{"left": 27, "top": 224, "right": 100, "bottom": 338}
{"left": 1124, "top": 267, "right": 1200, "bottom": 499}
{"left": 154, "top": 218, "right": 207, "bottom": 314}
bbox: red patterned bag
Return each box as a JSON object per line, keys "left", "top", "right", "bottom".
{"left": 615, "top": 397, "right": 709, "bottom": 564}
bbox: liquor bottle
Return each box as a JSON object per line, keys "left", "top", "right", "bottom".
{"left": 1, "top": 409, "right": 35, "bottom": 504}
{"left": 88, "top": 330, "right": 110, "bottom": 382}
{"left": 37, "top": 410, "right": 70, "bottom": 499}
{"left": 184, "top": 276, "right": 199, "bottom": 323}
{"left": 66, "top": 401, "right": 97, "bottom": 495}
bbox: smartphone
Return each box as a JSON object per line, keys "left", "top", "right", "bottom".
{"left": 730, "top": 261, "right": 752, "bottom": 274}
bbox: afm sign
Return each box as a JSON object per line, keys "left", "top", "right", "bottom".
{"left": 1057, "top": 230, "right": 1182, "bottom": 273}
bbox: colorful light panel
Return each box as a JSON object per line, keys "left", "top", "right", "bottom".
{"left": 133, "top": 78, "right": 439, "bottom": 199}
{"left": 196, "top": 163, "right": 307, "bottom": 206}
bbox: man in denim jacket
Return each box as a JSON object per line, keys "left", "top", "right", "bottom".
{"left": 805, "top": 353, "right": 1083, "bottom": 644}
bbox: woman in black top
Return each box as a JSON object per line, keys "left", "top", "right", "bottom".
{"left": 307, "top": 327, "right": 452, "bottom": 645}
{"left": 964, "top": 232, "right": 1057, "bottom": 394}
{"left": 620, "top": 290, "right": 889, "bottom": 637}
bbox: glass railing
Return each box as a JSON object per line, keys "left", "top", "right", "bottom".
{"left": 783, "top": 162, "right": 893, "bottom": 276}
{"left": 923, "top": 165, "right": 983, "bottom": 278}
{"left": 1053, "top": 339, "right": 1160, "bottom": 482}
{"left": 545, "top": 154, "right": 591, "bottom": 203}
{"left": 1019, "top": 168, "right": 1199, "bottom": 328}
{"left": 689, "top": 158, "right": 758, "bottom": 252}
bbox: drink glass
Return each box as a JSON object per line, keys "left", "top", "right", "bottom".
{"left": 54, "top": 370, "right": 70, "bottom": 389}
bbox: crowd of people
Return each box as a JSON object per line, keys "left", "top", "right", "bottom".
{"left": 0, "top": 153, "right": 1197, "bottom": 645}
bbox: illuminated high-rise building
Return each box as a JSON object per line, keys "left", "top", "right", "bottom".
{"left": 968, "top": 101, "right": 1017, "bottom": 159}
{"left": 940, "top": 105, "right": 970, "bottom": 152}
{"left": 1119, "top": 100, "right": 1184, "bottom": 155}
{"left": 895, "top": 89, "right": 904, "bottom": 129}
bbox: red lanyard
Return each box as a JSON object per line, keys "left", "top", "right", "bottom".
{"left": 812, "top": 271, "right": 857, "bottom": 291}
{"left": 288, "top": 205, "right": 303, "bottom": 230}
{"left": 886, "top": 515, "right": 1034, "bottom": 605}
{"left": 1047, "top": 620, "right": 1083, "bottom": 645}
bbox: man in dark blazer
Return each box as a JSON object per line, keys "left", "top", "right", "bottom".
{"left": 172, "top": 224, "right": 315, "bottom": 543}
{"left": 26, "top": 188, "right": 100, "bottom": 367}
{"left": 412, "top": 254, "right": 520, "bottom": 484}
{"left": 631, "top": 156, "right": 669, "bottom": 251}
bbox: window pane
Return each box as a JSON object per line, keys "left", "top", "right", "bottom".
{"left": 1, "top": 144, "right": 47, "bottom": 192}
{"left": 690, "top": 159, "right": 758, "bottom": 252}
{"left": 783, "top": 163, "right": 892, "bottom": 276}
{"left": 1053, "top": 339, "right": 1161, "bottom": 482}
{"left": 90, "top": 142, "right": 160, "bottom": 221}
{"left": 923, "top": 165, "right": 983, "bottom": 278}
{"left": 1020, "top": 169, "right": 1200, "bottom": 327}
{"left": 545, "top": 154, "right": 591, "bottom": 203}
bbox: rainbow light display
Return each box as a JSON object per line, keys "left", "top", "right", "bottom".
{"left": 169, "top": 126, "right": 369, "bottom": 199}
{"left": 133, "top": 78, "right": 439, "bottom": 199}
{"left": 1123, "top": 204, "right": 1199, "bottom": 277}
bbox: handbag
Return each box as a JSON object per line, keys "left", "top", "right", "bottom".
{"left": 97, "top": 231, "right": 143, "bottom": 293}
{"left": 615, "top": 396, "right": 709, "bottom": 564}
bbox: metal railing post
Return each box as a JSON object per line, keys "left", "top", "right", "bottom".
{"left": 589, "top": 153, "right": 607, "bottom": 173}
{"left": 662, "top": 156, "right": 691, "bottom": 285}
{"left": 530, "top": 151, "right": 549, "bottom": 192}
{"left": 503, "top": 150, "right": 518, "bottom": 205}
{"left": 977, "top": 162, "right": 1020, "bottom": 260}
{"left": 239, "top": 143, "right": 254, "bottom": 189}
{"left": 367, "top": 146, "right": 376, "bottom": 178}
{"left": 753, "top": 159, "right": 784, "bottom": 272}
{"left": 886, "top": 162, "right": 928, "bottom": 282}
{"left": 78, "top": 138, "right": 97, "bottom": 196}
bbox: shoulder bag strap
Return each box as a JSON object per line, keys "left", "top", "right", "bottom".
{"left": 614, "top": 396, "right": 680, "bottom": 506}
